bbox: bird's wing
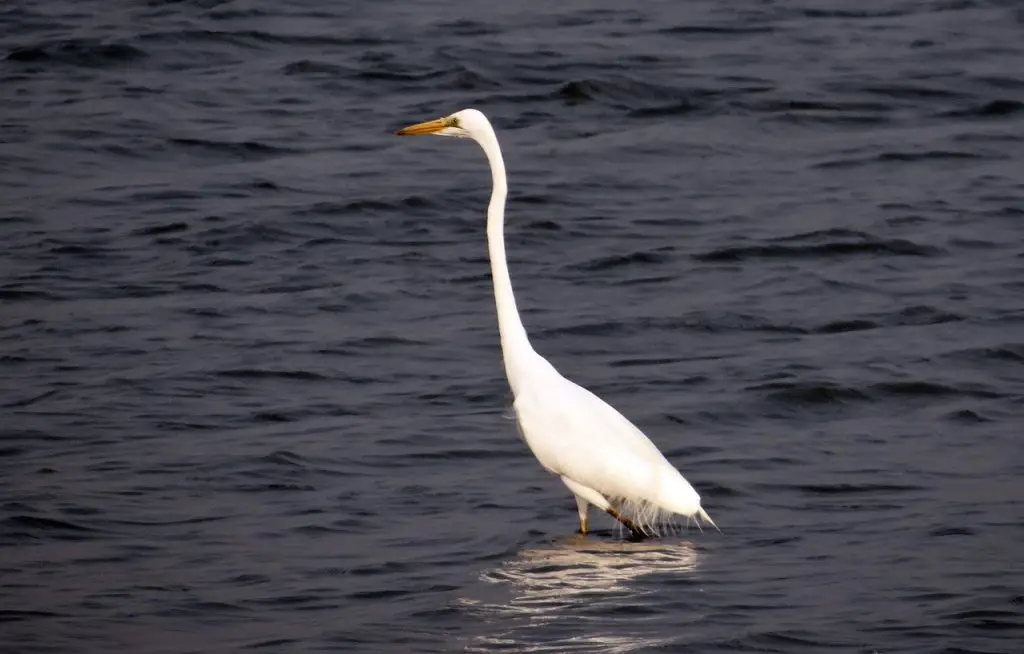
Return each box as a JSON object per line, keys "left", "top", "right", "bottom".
{"left": 513, "top": 372, "right": 672, "bottom": 501}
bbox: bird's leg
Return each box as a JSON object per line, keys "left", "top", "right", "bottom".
{"left": 574, "top": 495, "right": 589, "bottom": 535}
{"left": 605, "top": 506, "right": 646, "bottom": 540}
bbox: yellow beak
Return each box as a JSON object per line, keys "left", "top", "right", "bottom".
{"left": 395, "top": 116, "right": 450, "bottom": 136}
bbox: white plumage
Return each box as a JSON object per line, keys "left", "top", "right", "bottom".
{"left": 397, "top": 108, "right": 716, "bottom": 537}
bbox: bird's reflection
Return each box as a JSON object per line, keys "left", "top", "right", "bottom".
{"left": 462, "top": 536, "right": 701, "bottom": 653}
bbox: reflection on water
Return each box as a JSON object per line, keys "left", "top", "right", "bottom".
{"left": 462, "top": 537, "right": 701, "bottom": 653}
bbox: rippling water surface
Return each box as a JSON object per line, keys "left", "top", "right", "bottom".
{"left": 2, "top": 0, "right": 1023, "bottom": 652}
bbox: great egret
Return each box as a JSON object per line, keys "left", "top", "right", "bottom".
{"left": 396, "top": 109, "right": 717, "bottom": 538}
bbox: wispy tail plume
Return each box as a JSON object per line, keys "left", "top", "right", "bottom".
{"left": 697, "top": 507, "right": 721, "bottom": 533}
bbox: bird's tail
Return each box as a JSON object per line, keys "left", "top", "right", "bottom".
{"left": 697, "top": 507, "right": 721, "bottom": 533}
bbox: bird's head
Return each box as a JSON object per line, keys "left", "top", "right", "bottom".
{"left": 395, "top": 108, "right": 490, "bottom": 140}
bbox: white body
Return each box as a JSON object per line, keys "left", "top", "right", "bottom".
{"left": 397, "top": 109, "right": 715, "bottom": 535}
{"left": 512, "top": 353, "right": 702, "bottom": 518}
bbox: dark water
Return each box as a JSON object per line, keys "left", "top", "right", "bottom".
{"left": 2, "top": 0, "right": 1023, "bottom": 652}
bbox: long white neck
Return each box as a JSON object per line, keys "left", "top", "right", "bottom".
{"left": 474, "top": 126, "right": 535, "bottom": 395}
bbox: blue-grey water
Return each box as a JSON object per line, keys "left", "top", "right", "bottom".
{"left": 2, "top": 1, "right": 1023, "bottom": 652}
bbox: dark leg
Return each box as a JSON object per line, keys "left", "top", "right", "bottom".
{"left": 605, "top": 506, "right": 647, "bottom": 540}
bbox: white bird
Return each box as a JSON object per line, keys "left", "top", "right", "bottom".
{"left": 396, "top": 109, "right": 717, "bottom": 538}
